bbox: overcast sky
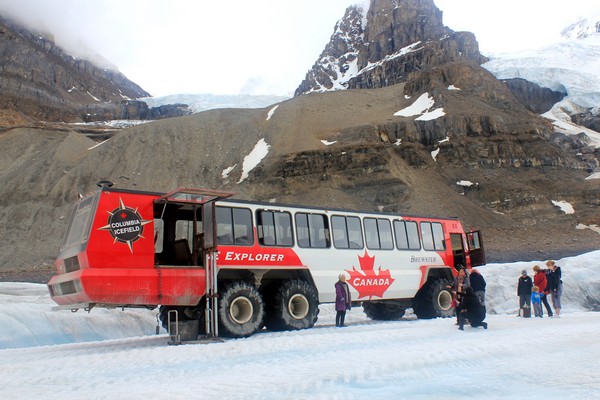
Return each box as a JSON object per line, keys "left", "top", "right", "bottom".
{"left": 0, "top": 0, "right": 598, "bottom": 97}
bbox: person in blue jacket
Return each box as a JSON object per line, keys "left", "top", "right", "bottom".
{"left": 531, "top": 285, "right": 544, "bottom": 318}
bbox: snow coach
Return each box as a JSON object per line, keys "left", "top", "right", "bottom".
{"left": 47, "top": 183, "right": 486, "bottom": 338}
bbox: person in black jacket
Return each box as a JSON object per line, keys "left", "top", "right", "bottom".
{"left": 456, "top": 287, "right": 487, "bottom": 330}
{"left": 545, "top": 260, "right": 563, "bottom": 318}
{"left": 469, "top": 268, "right": 487, "bottom": 308}
{"left": 517, "top": 270, "right": 533, "bottom": 317}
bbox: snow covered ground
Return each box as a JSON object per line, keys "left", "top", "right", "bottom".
{"left": 1, "top": 251, "right": 599, "bottom": 399}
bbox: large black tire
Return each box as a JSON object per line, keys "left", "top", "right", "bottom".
{"left": 412, "top": 278, "right": 454, "bottom": 319}
{"left": 218, "top": 281, "right": 265, "bottom": 338}
{"left": 363, "top": 301, "right": 406, "bottom": 320}
{"left": 264, "top": 279, "right": 319, "bottom": 331}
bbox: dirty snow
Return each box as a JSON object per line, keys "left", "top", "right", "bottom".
{"left": 394, "top": 92, "right": 435, "bottom": 117}
{"left": 266, "top": 104, "right": 279, "bottom": 121}
{"left": 237, "top": 138, "right": 271, "bottom": 184}
{"left": 551, "top": 200, "right": 575, "bottom": 214}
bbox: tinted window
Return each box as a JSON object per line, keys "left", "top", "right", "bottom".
{"left": 295, "top": 213, "right": 329, "bottom": 248}
{"left": 332, "top": 215, "right": 364, "bottom": 249}
{"left": 257, "top": 210, "right": 293, "bottom": 246}
{"left": 421, "top": 222, "right": 434, "bottom": 250}
{"left": 364, "top": 217, "right": 393, "bottom": 250}
{"left": 217, "top": 207, "right": 253, "bottom": 246}
{"left": 432, "top": 222, "right": 445, "bottom": 251}
{"left": 394, "top": 220, "right": 421, "bottom": 250}
{"left": 421, "top": 222, "right": 445, "bottom": 251}
{"left": 364, "top": 218, "right": 379, "bottom": 249}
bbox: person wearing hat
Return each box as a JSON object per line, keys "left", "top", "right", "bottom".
{"left": 517, "top": 269, "right": 533, "bottom": 317}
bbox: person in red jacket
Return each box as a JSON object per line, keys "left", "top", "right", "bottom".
{"left": 533, "top": 265, "right": 553, "bottom": 317}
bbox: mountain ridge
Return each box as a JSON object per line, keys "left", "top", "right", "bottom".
{"left": 0, "top": 0, "right": 599, "bottom": 277}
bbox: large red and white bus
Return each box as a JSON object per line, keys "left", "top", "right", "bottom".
{"left": 48, "top": 185, "right": 485, "bottom": 338}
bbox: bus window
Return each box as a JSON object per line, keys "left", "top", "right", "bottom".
{"left": 432, "top": 222, "right": 446, "bottom": 250}
{"left": 378, "top": 219, "right": 393, "bottom": 250}
{"left": 257, "top": 210, "right": 293, "bottom": 246}
{"left": 364, "top": 217, "right": 393, "bottom": 250}
{"left": 232, "top": 208, "right": 253, "bottom": 245}
{"left": 420, "top": 222, "right": 434, "bottom": 250}
{"left": 295, "top": 213, "right": 329, "bottom": 248}
{"left": 216, "top": 207, "right": 234, "bottom": 245}
{"left": 364, "top": 218, "right": 379, "bottom": 249}
{"left": 217, "top": 206, "right": 253, "bottom": 246}
{"left": 347, "top": 216, "right": 363, "bottom": 249}
{"left": 421, "top": 222, "right": 445, "bottom": 251}
{"left": 332, "top": 215, "right": 364, "bottom": 249}
{"left": 331, "top": 216, "right": 349, "bottom": 248}
{"left": 406, "top": 221, "right": 421, "bottom": 250}
{"left": 394, "top": 220, "right": 421, "bottom": 250}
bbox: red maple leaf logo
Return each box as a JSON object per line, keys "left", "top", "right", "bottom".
{"left": 346, "top": 251, "right": 395, "bottom": 299}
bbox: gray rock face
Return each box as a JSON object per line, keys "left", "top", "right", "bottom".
{"left": 0, "top": 15, "right": 151, "bottom": 122}
{"left": 502, "top": 78, "right": 566, "bottom": 114}
{"left": 295, "top": 0, "right": 487, "bottom": 95}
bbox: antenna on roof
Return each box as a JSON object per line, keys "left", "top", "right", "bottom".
{"left": 97, "top": 180, "right": 114, "bottom": 188}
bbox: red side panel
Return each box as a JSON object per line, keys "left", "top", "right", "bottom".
{"left": 49, "top": 190, "right": 207, "bottom": 307}
{"left": 48, "top": 267, "right": 206, "bottom": 307}
{"left": 86, "top": 191, "right": 156, "bottom": 269}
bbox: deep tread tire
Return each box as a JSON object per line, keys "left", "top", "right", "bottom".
{"left": 218, "top": 281, "right": 265, "bottom": 338}
{"left": 363, "top": 301, "right": 406, "bottom": 320}
{"left": 264, "top": 280, "right": 319, "bottom": 331}
{"left": 412, "top": 278, "right": 454, "bottom": 319}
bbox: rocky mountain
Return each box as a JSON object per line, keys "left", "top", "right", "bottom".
{"left": 0, "top": 15, "right": 192, "bottom": 125}
{"left": 295, "top": 0, "right": 486, "bottom": 95}
{"left": 482, "top": 16, "right": 600, "bottom": 150}
{"left": 0, "top": 0, "right": 599, "bottom": 280}
{"left": 561, "top": 14, "right": 600, "bottom": 40}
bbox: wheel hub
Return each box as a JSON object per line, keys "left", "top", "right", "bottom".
{"left": 288, "top": 294, "right": 309, "bottom": 320}
{"left": 229, "top": 296, "right": 254, "bottom": 324}
{"left": 438, "top": 290, "right": 453, "bottom": 311}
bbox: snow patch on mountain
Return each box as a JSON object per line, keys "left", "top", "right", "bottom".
{"left": 237, "top": 139, "right": 270, "bottom": 184}
{"left": 394, "top": 92, "right": 445, "bottom": 121}
{"left": 561, "top": 14, "right": 600, "bottom": 40}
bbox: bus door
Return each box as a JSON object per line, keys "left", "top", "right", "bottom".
{"left": 450, "top": 233, "right": 467, "bottom": 270}
{"left": 154, "top": 188, "right": 234, "bottom": 338}
{"left": 467, "top": 231, "right": 486, "bottom": 267}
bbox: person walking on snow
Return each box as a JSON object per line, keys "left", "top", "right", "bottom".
{"left": 517, "top": 269, "right": 533, "bottom": 317}
{"left": 533, "top": 265, "right": 552, "bottom": 317}
{"left": 335, "top": 274, "right": 351, "bottom": 327}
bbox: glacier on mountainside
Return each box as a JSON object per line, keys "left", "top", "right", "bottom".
{"left": 483, "top": 19, "right": 600, "bottom": 148}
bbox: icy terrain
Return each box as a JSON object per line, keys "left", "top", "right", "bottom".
{"left": 1, "top": 251, "right": 599, "bottom": 399}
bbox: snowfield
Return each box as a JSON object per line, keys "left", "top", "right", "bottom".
{"left": 1, "top": 251, "right": 599, "bottom": 399}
